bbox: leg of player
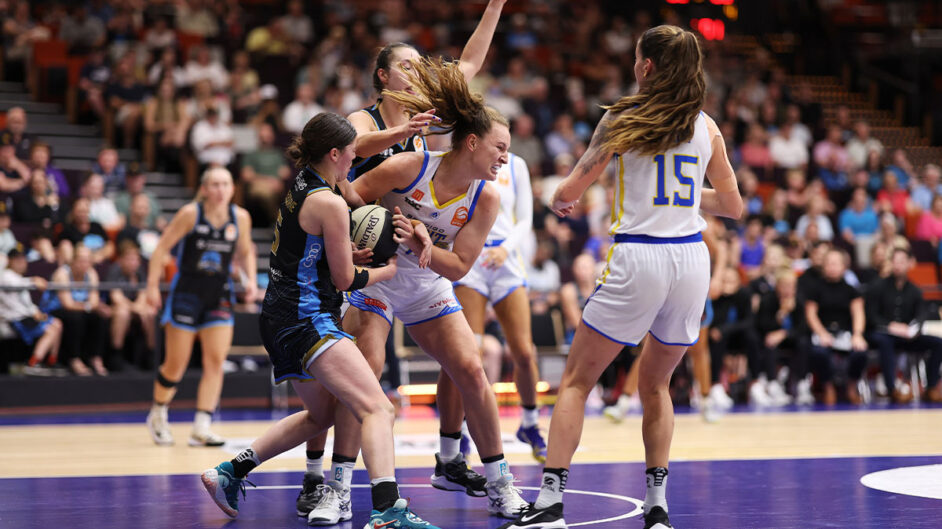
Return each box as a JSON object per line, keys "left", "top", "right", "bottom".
{"left": 189, "top": 324, "right": 233, "bottom": 446}
{"left": 496, "top": 320, "right": 624, "bottom": 529}
{"left": 305, "top": 307, "right": 391, "bottom": 525}
{"left": 408, "top": 312, "right": 528, "bottom": 518}
{"left": 296, "top": 433, "right": 328, "bottom": 517}
{"left": 493, "top": 287, "right": 546, "bottom": 463}
{"left": 146, "top": 325, "right": 196, "bottom": 446}
{"left": 452, "top": 284, "right": 489, "bottom": 456}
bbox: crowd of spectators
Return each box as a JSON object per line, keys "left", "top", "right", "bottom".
{"left": 0, "top": 0, "right": 941, "bottom": 407}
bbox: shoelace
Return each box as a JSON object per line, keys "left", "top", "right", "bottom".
{"left": 226, "top": 475, "right": 255, "bottom": 503}
{"left": 313, "top": 484, "right": 337, "bottom": 509}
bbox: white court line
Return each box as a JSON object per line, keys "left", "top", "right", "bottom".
{"left": 255, "top": 483, "right": 644, "bottom": 527}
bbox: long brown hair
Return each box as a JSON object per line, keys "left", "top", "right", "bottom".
{"left": 603, "top": 25, "right": 705, "bottom": 156}
{"left": 382, "top": 57, "right": 508, "bottom": 150}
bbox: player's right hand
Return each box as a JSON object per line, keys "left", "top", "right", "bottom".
{"left": 146, "top": 285, "right": 162, "bottom": 310}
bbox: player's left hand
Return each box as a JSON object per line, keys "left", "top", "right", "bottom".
{"left": 550, "top": 193, "right": 578, "bottom": 217}
{"left": 351, "top": 242, "right": 374, "bottom": 266}
{"left": 483, "top": 246, "right": 508, "bottom": 269}
{"left": 243, "top": 279, "right": 259, "bottom": 305}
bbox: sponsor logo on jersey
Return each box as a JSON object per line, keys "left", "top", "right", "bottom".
{"left": 430, "top": 211, "right": 439, "bottom": 218}
{"left": 451, "top": 206, "right": 469, "bottom": 227}
{"left": 404, "top": 197, "right": 422, "bottom": 210}
{"left": 284, "top": 191, "right": 297, "bottom": 213}
{"left": 224, "top": 224, "right": 237, "bottom": 241}
{"left": 427, "top": 297, "right": 456, "bottom": 310}
{"left": 301, "top": 242, "right": 323, "bottom": 268}
{"left": 295, "top": 173, "right": 307, "bottom": 191}
{"left": 413, "top": 136, "right": 424, "bottom": 151}
{"left": 411, "top": 189, "right": 424, "bottom": 201}
{"left": 195, "top": 225, "right": 211, "bottom": 234}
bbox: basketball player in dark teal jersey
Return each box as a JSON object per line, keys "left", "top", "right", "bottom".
{"left": 299, "top": 1, "right": 509, "bottom": 522}
{"left": 200, "top": 113, "right": 440, "bottom": 529}
{"left": 144, "top": 167, "right": 257, "bottom": 447}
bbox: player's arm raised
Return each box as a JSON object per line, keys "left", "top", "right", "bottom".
{"left": 427, "top": 184, "right": 499, "bottom": 282}
{"left": 348, "top": 108, "right": 437, "bottom": 160}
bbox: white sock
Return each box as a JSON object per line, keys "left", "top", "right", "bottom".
{"left": 331, "top": 460, "right": 356, "bottom": 488}
{"left": 616, "top": 394, "right": 633, "bottom": 411}
{"left": 521, "top": 406, "right": 539, "bottom": 428}
{"left": 483, "top": 457, "right": 509, "bottom": 483}
{"left": 440, "top": 433, "right": 461, "bottom": 460}
{"left": 643, "top": 467, "right": 669, "bottom": 514}
{"left": 193, "top": 410, "right": 212, "bottom": 433}
{"left": 306, "top": 456, "right": 323, "bottom": 476}
{"left": 534, "top": 468, "right": 568, "bottom": 509}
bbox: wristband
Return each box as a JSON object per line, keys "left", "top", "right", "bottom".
{"left": 348, "top": 268, "right": 369, "bottom": 291}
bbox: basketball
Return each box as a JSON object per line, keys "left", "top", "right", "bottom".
{"left": 351, "top": 205, "right": 398, "bottom": 266}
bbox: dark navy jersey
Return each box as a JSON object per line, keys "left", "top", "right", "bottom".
{"left": 172, "top": 203, "right": 238, "bottom": 294}
{"left": 347, "top": 102, "right": 426, "bottom": 181}
{"left": 263, "top": 168, "right": 345, "bottom": 321}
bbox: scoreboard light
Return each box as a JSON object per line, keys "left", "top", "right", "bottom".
{"left": 691, "top": 18, "right": 726, "bottom": 41}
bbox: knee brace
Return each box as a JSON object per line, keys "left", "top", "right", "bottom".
{"left": 156, "top": 371, "right": 179, "bottom": 389}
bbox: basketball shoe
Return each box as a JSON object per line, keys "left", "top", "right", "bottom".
{"left": 430, "top": 452, "right": 487, "bottom": 496}
{"left": 295, "top": 471, "right": 325, "bottom": 516}
{"left": 644, "top": 506, "right": 673, "bottom": 528}
{"left": 189, "top": 430, "right": 225, "bottom": 447}
{"left": 307, "top": 479, "right": 352, "bottom": 525}
{"left": 515, "top": 424, "right": 548, "bottom": 463}
{"left": 146, "top": 406, "right": 173, "bottom": 446}
{"left": 364, "top": 498, "right": 440, "bottom": 529}
{"left": 495, "top": 502, "right": 566, "bottom": 529}
{"left": 485, "top": 474, "right": 529, "bottom": 518}
{"left": 201, "top": 461, "right": 254, "bottom": 518}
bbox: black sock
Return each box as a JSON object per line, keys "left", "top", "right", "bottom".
{"left": 522, "top": 404, "right": 537, "bottom": 410}
{"left": 371, "top": 481, "right": 399, "bottom": 512}
{"left": 230, "top": 448, "right": 260, "bottom": 478}
{"left": 306, "top": 449, "right": 324, "bottom": 460}
{"left": 439, "top": 430, "right": 462, "bottom": 439}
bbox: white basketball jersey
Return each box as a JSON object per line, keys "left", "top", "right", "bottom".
{"left": 383, "top": 151, "right": 488, "bottom": 278}
{"left": 489, "top": 153, "right": 529, "bottom": 246}
{"left": 611, "top": 112, "right": 712, "bottom": 237}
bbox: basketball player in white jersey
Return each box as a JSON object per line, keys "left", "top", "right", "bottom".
{"left": 310, "top": 58, "right": 529, "bottom": 523}
{"left": 499, "top": 25, "right": 743, "bottom": 529}
{"left": 453, "top": 152, "right": 547, "bottom": 462}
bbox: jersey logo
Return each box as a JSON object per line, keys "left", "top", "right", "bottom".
{"left": 404, "top": 197, "right": 422, "bottom": 210}
{"left": 363, "top": 297, "right": 388, "bottom": 311}
{"left": 284, "top": 191, "right": 298, "bottom": 213}
{"left": 430, "top": 211, "right": 439, "bottom": 218}
{"left": 195, "top": 225, "right": 210, "bottom": 234}
{"left": 411, "top": 189, "right": 424, "bottom": 201}
{"left": 294, "top": 174, "right": 307, "bottom": 191}
{"left": 224, "top": 224, "right": 237, "bottom": 241}
{"left": 451, "top": 206, "right": 469, "bottom": 228}
{"left": 413, "top": 136, "right": 424, "bottom": 151}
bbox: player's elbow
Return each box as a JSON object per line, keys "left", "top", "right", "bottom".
{"left": 719, "top": 192, "right": 744, "bottom": 220}
{"left": 331, "top": 269, "right": 355, "bottom": 291}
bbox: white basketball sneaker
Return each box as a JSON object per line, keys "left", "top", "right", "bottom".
{"left": 146, "top": 406, "right": 174, "bottom": 446}
{"left": 307, "top": 479, "right": 352, "bottom": 525}
{"left": 709, "top": 384, "right": 735, "bottom": 410}
{"left": 485, "top": 474, "right": 529, "bottom": 518}
{"left": 795, "top": 377, "right": 815, "bottom": 406}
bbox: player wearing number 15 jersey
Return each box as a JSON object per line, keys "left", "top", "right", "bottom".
{"left": 499, "top": 25, "right": 743, "bottom": 529}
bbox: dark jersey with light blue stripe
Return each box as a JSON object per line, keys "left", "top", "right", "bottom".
{"left": 262, "top": 168, "right": 344, "bottom": 321}
{"left": 347, "top": 103, "right": 426, "bottom": 181}
{"left": 173, "top": 203, "right": 238, "bottom": 294}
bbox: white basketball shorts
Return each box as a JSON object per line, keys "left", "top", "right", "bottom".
{"left": 346, "top": 270, "right": 462, "bottom": 326}
{"left": 453, "top": 245, "right": 528, "bottom": 305}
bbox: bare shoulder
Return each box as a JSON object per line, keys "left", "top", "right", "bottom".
{"left": 474, "top": 182, "right": 500, "bottom": 214}
{"left": 701, "top": 112, "right": 721, "bottom": 138}
{"left": 176, "top": 202, "right": 199, "bottom": 221}
{"left": 347, "top": 109, "right": 378, "bottom": 133}
{"left": 234, "top": 205, "right": 252, "bottom": 225}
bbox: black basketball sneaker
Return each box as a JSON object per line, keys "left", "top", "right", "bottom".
{"left": 295, "top": 471, "right": 325, "bottom": 516}
{"left": 643, "top": 506, "right": 673, "bottom": 529}
{"left": 495, "top": 502, "right": 566, "bottom": 529}
{"left": 429, "top": 452, "right": 487, "bottom": 497}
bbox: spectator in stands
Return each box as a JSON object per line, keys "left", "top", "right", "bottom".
{"left": 0, "top": 205, "right": 15, "bottom": 256}
{"left": 146, "top": 47, "right": 186, "bottom": 88}
{"left": 78, "top": 47, "right": 111, "bottom": 120}
{"left": 106, "top": 57, "right": 148, "bottom": 149}
{"left": 875, "top": 212, "right": 910, "bottom": 252}
{"left": 187, "top": 79, "right": 232, "bottom": 124}
{"left": 13, "top": 170, "right": 62, "bottom": 228}
{"left": 81, "top": 173, "right": 123, "bottom": 232}
{"left": 107, "top": 241, "right": 157, "bottom": 370}
{"left": 509, "top": 114, "right": 543, "bottom": 175}
{"left": 857, "top": 240, "right": 890, "bottom": 286}
{"left": 43, "top": 244, "right": 109, "bottom": 376}
{"left": 239, "top": 123, "right": 289, "bottom": 227}
{"left": 144, "top": 77, "right": 191, "bottom": 171}
{"left": 92, "top": 147, "right": 127, "bottom": 194}
{"left": 175, "top": 0, "right": 219, "bottom": 39}
{"left": 28, "top": 142, "right": 69, "bottom": 198}
{"left": 864, "top": 149, "right": 886, "bottom": 193}
{"left": 0, "top": 244, "right": 62, "bottom": 376}
{"left": 765, "top": 189, "right": 791, "bottom": 236}
{"left": 739, "top": 168, "right": 763, "bottom": 216}
{"left": 875, "top": 170, "right": 914, "bottom": 220}
{"left": 114, "top": 170, "right": 164, "bottom": 231}
{"left": 142, "top": 16, "right": 176, "bottom": 51}
{"left": 59, "top": 197, "right": 114, "bottom": 264}
{"left": 784, "top": 104, "right": 812, "bottom": 147}
{"left": 769, "top": 121, "right": 808, "bottom": 171}
{"left": 26, "top": 229, "right": 56, "bottom": 265}
{"left": 184, "top": 45, "right": 228, "bottom": 92}
{"left": 245, "top": 17, "right": 292, "bottom": 58}
{"left": 910, "top": 164, "right": 942, "bottom": 211}
{"left": 544, "top": 114, "right": 579, "bottom": 161}
{"left": 280, "top": 0, "right": 313, "bottom": 45}
{"left": 709, "top": 266, "right": 763, "bottom": 404}
{"left": 104, "top": 7, "right": 139, "bottom": 59}
{"left": 116, "top": 194, "right": 161, "bottom": 260}
{"left": 866, "top": 247, "right": 942, "bottom": 403}
{"left": 0, "top": 106, "right": 33, "bottom": 160}
{"left": 1, "top": 3, "right": 51, "bottom": 83}
{"left": 886, "top": 148, "right": 916, "bottom": 189}
{"left": 228, "top": 51, "right": 261, "bottom": 122}
{"left": 796, "top": 194, "right": 834, "bottom": 242}
{"left": 846, "top": 120, "right": 884, "bottom": 170}
{"left": 740, "top": 123, "right": 773, "bottom": 178}
{"left": 756, "top": 269, "right": 802, "bottom": 405}
{"left": 0, "top": 134, "right": 31, "bottom": 193}
{"left": 560, "top": 253, "right": 598, "bottom": 342}
{"left": 249, "top": 85, "right": 284, "bottom": 133}
{"left": 813, "top": 125, "right": 850, "bottom": 174}
{"left": 915, "top": 194, "right": 942, "bottom": 245}
{"left": 740, "top": 214, "right": 766, "bottom": 279}
{"left": 59, "top": 6, "right": 106, "bottom": 54}
{"left": 805, "top": 249, "right": 867, "bottom": 405}
{"left": 839, "top": 187, "right": 879, "bottom": 257}
{"left": 190, "top": 105, "right": 234, "bottom": 172}
{"left": 527, "top": 239, "right": 561, "bottom": 315}
{"left": 282, "top": 83, "right": 323, "bottom": 135}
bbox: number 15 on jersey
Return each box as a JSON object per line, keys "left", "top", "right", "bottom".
{"left": 653, "top": 154, "right": 698, "bottom": 208}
